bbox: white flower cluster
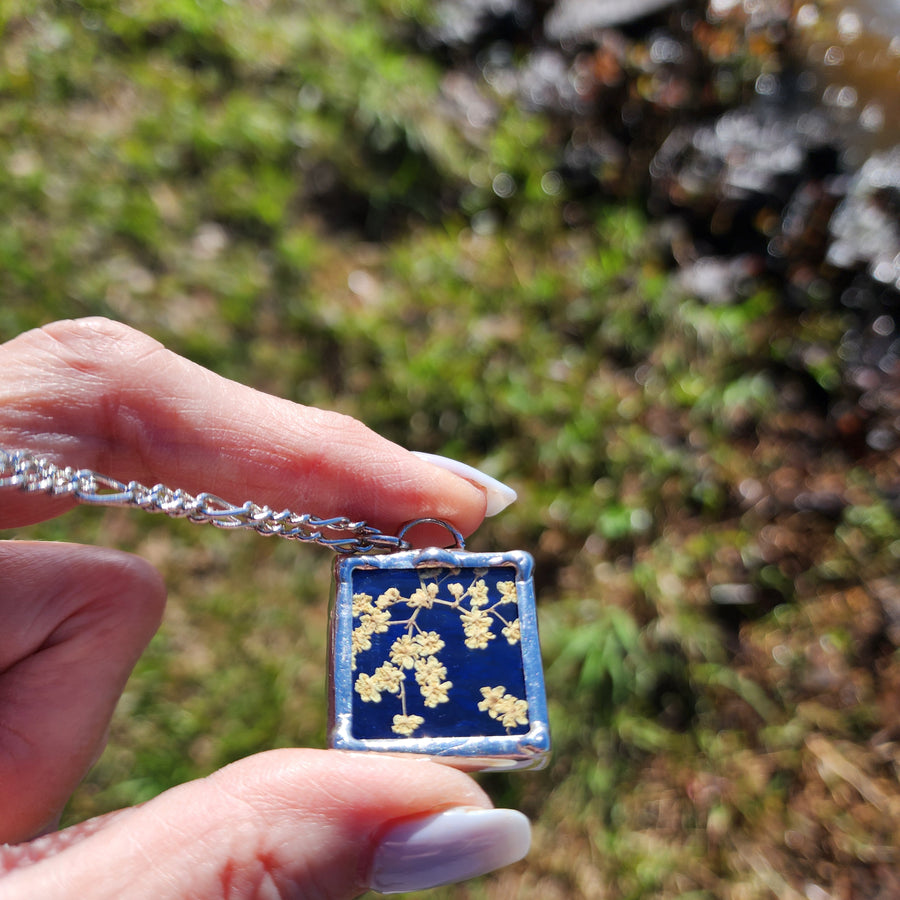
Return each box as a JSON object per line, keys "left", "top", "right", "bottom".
{"left": 351, "top": 572, "right": 528, "bottom": 737}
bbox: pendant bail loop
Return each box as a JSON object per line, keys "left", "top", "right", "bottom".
{"left": 396, "top": 518, "right": 466, "bottom": 550}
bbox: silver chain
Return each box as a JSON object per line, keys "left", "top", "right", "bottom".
{"left": 0, "top": 448, "right": 410, "bottom": 554}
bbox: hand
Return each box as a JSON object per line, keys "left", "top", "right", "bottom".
{"left": 0, "top": 318, "right": 530, "bottom": 898}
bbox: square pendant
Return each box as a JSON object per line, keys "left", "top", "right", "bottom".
{"left": 328, "top": 545, "right": 550, "bottom": 771}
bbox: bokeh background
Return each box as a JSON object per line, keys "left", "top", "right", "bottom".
{"left": 2, "top": 0, "right": 900, "bottom": 896}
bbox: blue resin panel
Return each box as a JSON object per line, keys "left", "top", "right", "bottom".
{"left": 349, "top": 564, "right": 529, "bottom": 740}
{"left": 329, "top": 547, "right": 550, "bottom": 769}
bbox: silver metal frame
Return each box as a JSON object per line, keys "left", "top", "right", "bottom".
{"left": 329, "top": 545, "right": 551, "bottom": 771}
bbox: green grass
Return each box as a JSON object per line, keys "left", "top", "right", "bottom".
{"left": 2, "top": 1, "right": 899, "bottom": 897}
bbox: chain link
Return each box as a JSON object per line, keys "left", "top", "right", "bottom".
{"left": 0, "top": 448, "right": 410, "bottom": 554}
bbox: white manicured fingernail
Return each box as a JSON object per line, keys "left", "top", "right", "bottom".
{"left": 369, "top": 807, "right": 531, "bottom": 895}
{"left": 411, "top": 452, "right": 517, "bottom": 516}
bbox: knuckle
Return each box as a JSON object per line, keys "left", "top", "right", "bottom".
{"left": 35, "top": 317, "right": 165, "bottom": 368}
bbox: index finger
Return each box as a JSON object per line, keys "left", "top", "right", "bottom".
{"left": 0, "top": 318, "right": 489, "bottom": 539}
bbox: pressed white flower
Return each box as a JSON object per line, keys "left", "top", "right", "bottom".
{"left": 478, "top": 686, "right": 528, "bottom": 730}
{"left": 355, "top": 673, "right": 381, "bottom": 703}
{"left": 499, "top": 698, "right": 529, "bottom": 729}
{"left": 413, "top": 630, "right": 445, "bottom": 656}
{"left": 375, "top": 587, "right": 401, "bottom": 608}
{"left": 464, "top": 625, "right": 494, "bottom": 650}
{"left": 501, "top": 619, "right": 521, "bottom": 645}
{"left": 364, "top": 608, "right": 392, "bottom": 633}
{"left": 460, "top": 607, "right": 489, "bottom": 627}
{"left": 462, "top": 609, "right": 494, "bottom": 649}
{"left": 371, "top": 662, "right": 403, "bottom": 694}
{"left": 408, "top": 582, "right": 439, "bottom": 608}
{"left": 414, "top": 655, "right": 448, "bottom": 686}
{"left": 421, "top": 679, "right": 452, "bottom": 708}
{"left": 478, "top": 685, "right": 507, "bottom": 713}
{"left": 389, "top": 634, "right": 419, "bottom": 669}
{"left": 496, "top": 581, "right": 518, "bottom": 604}
{"left": 468, "top": 579, "right": 490, "bottom": 607}
{"left": 352, "top": 592, "right": 374, "bottom": 616}
{"left": 391, "top": 714, "right": 425, "bottom": 736}
{"left": 351, "top": 627, "right": 372, "bottom": 655}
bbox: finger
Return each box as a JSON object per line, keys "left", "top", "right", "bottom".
{"left": 0, "top": 749, "right": 531, "bottom": 899}
{"left": 0, "top": 542, "right": 165, "bottom": 843}
{"left": 0, "top": 318, "right": 490, "bottom": 539}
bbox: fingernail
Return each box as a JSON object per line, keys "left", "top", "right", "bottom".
{"left": 368, "top": 807, "right": 531, "bottom": 895}
{"left": 411, "top": 452, "right": 517, "bottom": 516}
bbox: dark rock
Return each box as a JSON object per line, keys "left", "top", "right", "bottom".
{"left": 429, "top": 0, "right": 534, "bottom": 47}
{"left": 827, "top": 148, "right": 900, "bottom": 291}
{"left": 649, "top": 104, "right": 841, "bottom": 258}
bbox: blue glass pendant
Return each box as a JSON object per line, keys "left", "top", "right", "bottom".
{"left": 328, "top": 524, "right": 550, "bottom": 771}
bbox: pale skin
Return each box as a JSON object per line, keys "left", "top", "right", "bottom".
{"left": 0, "top": 317, "right": 493, "bottom": 898}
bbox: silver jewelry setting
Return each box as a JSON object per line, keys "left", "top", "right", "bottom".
{"left": 329, "top": 531, "right": 550, "bottom": 771}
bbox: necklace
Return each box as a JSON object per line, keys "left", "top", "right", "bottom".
{"left": 0, "top": 448, "right": 550, "bottom": 771}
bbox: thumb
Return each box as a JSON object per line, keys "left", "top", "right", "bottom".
{"left": 0, "top": 749, "right": 532, "bottom": 899}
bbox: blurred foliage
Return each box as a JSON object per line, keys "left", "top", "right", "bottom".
{"left": 1, "top": 1, "right": 899, "bottom": 898}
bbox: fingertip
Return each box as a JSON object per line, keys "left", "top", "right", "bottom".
{"left": 0, "top": 543, "right": 167, "bottom": 844}
{"left": 387, "top": 451, "right": 489, "bottom": 544}
{"left": 410, "top": 452, "right": 517, "bottom": 517}
{"left": 369, "top": 806, "right": 532, "bottom": 894}
{"left": 4, "top": 751, "right": 533, "bottom": 900}
{"left": 50, "top": 543, "right": 167, "bottom": 641}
